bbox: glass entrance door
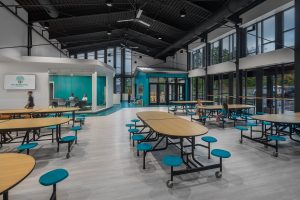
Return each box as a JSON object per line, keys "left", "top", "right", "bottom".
{"left": 159, "top": 84, "right": 166, "bottom": 104}
{"left": 150, "top": 84, "right": 157, "bottom": 104}
{"left": 178, "top": 84, "right": 185, "bottom": 101}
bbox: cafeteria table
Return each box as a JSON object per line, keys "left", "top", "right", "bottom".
{"left": 0, "top": 153, "right": 35, "bottom": 200}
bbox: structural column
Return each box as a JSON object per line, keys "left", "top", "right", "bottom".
{"left": 27, "top": 23, "right": 32, "bottom": 56}
{"left": 203, "top": 34, "right": 209, "bottom": 100}
{"left": 235, "top": 24, "right": 242, "bottom": 104}
{"left": 295, "top": 0, "right": 300, "bottom": 112}
{"left": 92, "top": 72, "right": 98, "bottom": 111}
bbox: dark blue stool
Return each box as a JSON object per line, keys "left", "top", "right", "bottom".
{"left": 39, "top": 169, "right": 69, "bottom": 200}
{"left": 58, "top": 136, "right": 77, "bottom": 158}
{"left": 71, "top": 126, "right": 81, "bottom": 144}
{"left": 162, "top": 155, "right": 183, "bottom": 188}
{"left": 235, "top": 126, "right": 248, "bottom": 143}
{"left": 211, "top": 149, "right": 231, "bottom": 178}
{"left": 47, "top": 126, "right": 57, "bottom": 143}
{"left": 128, "top": 128, "right": 139, "bottom": 140}
{"left": 268, "top": 135, "right": 286, "bottom": 157}
{"left": 137, "top": 143, "right": 152, "bottom": 169}
{"left": 17, "top": 142, "right": 38, "bottom": 155}
{"left": 201, "top": 136, "right": 218, "bottom": 159}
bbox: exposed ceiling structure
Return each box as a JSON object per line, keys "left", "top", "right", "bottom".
{"left": 16, "top": 0, "right": 265, "bottom": 58}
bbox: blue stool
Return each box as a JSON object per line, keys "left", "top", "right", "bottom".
{"left": 76, "top": 116, "right": 85, "bottom": 127}
{"left": 17, "top": 142, "right": 38, "bottom": 155}
{"left": 131, "top": 119, "right": 140, "bottom": 128}
{"left": 268, "top": 135, "right": 286, "bottom": 157}
{"left": 128, "top": 128, "right": 139, "bottom": 140}
{"left": 246, "top": 122, "right": 257, "bottom": 138}
{"left": 126, "top": 123, "right": 135, "bottom": 129}
{"left": 131, "top": 134, "right": 145, "bottom": 148}
{"left": 256, "top": 112, "right": 265, "bottom": 115}
{"left": 235, "top": 126, "right": 248, "bottom": 143}
{"left": 137, "top": 143, "right": 152, "bottom": 169}
{"left": 48, "top": 113, "right": 56, "bottom": 118}
{"left": 199, "top": 115, "right": 209, "bottom": 125}
{"left": 162, "top": 155, "right": 183, "bottom": 188}
{"left": 39, "top": 169, "right": 69, "bottom": 200}
{"left": 168, "top": 106, "right": 177, "bottom": 113}
{"left": 201, "top": 136, "right": 218, "bottom": 159}
{"left": 71, "top": 126, "right": 81, "bottom": 144}
{"left": 58, "top": 136, "right": 77, "bottom": 158}
{"left": 47, "top": 126, "right": 57, "bottom": 143}
{"left": 211, "top": 149, "right": 231, "bottom": 178}
{"left": 187, "top": 111, "right": 196, "bottom": 121}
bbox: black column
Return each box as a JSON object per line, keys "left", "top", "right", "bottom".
{"left": 229, "top": 73, "right": 234, "bottom": 104}
{"left": 295, "top": 0, "right": 300, "bottom": 112}
{"left": 256, "top": 68, "right": 263, "bottom": 113}
{"left": 204, "top": 34, "right": 209, "bottom": 100}
{"left": 235, "top": 24, "right": 241, "bottom": 104}
{"left": 27, "top": 23, "right": 32, "bottom": 56}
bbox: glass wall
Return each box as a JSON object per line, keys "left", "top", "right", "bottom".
{"left": 192, "top": 48, "right": 204, "bottom": 69}
{"left": 124, "top": 78, "right": 132, "bottom": 93}
{"left": 262, "top": 16, "right": 275, "bottom": 53}
{"left": 106, "top": 48, "right": 114, "bottom": 67}
{"left": 115, "top": 47, "right": 122, "bottom": 75}
{"left": 210, "top": 41, "right": 220, "bottom": 65}
{"left": 97, "top": 50, "right": 105, "bottom": 63}
{"left": 125, "top": 48, "right": 132, "bottom": 75}
{"left": 283, "top": 7, "right": 295, "bottom": 47}
{"left": 77, "top": 53, "right": 85, "bottom": 59}
{"left": 87, "top": 51, "right": 95, "bottom": 60}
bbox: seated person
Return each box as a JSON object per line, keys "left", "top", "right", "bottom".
{"left": 216, "top": 103, "right": 229, "bottom": 122}
{"left": 195, "top": 99, "right": 203, "bottom": 117}
{"left": 82, "top": 93, "right": 88, "bottom": 102}
{"left": 69, "top": 93, "right": 75, "bottom": 101}
{"left": 25, "top": 91, "right": 35, "bottom": 109}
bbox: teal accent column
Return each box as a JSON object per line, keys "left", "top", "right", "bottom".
{"left": 97, "top": 77, "right": 106, "bottom": 105}
{"left": 185, "top": 78, "right": 190, "bottom": 101}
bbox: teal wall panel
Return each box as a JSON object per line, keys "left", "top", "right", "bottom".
{"left": 50, "top": 75, "right": 106, "bottom": 105}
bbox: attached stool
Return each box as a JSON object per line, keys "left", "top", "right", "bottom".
{"left": 48, "top": 113, "right": 57, "bottom": 118}
{"left": 187, "top": 111, "right": 196, "bottom": 121}
{"left": 125, "top": 123, "right": 135, "bottom": 129}
{"left": 168, "top": 106, "right": 177, "bottom": 113}
{"left": 39, "top": 169, "right": 69, "bottom": 200}
{"left": 268, "top": 135, "right": 286, "bottom": 157}
{"left": 256, "top": 112, "right": 265, "bottom": 115}
{"left": 136, "top": 143, "right": 152, "bottom": 169}
{"left": 162, "top": 155, "right": 183, "bottom": 188}
{"left": 235, "top": 126, "right": 248, "bottom": 143}
{"left": 76, "top": 116, "right": 85, "bottom": 127}
{"left": 17, "top": 142, "right": 38, "bottom": 155}
{"left": 199, "top": 115, "right": 209, "bottom": 125}
{"left": 47, "top": 126, "right": 57, "bottom": 143}
{"left": 71, "top": 126, "right": 81, "bottom": 144}
{"left": 128, "top": 128, "right": 139, "bottom": 140}
{"left": 131, "top": 134, "right": 145, "bottom": 148}
{"left": 246, "top": 122, "right": 257, "bottom": 138}
{"left": 201, "top": 136, "right": 217, "bottom": 159}
{"left": 58, "top": 136, "right": 77, "bottom": 158}
{"left": 211, "top": 149, "right": 231, "bottom": 178}
{"left": 131, "top": 119, "right": 140, "bottom": 128}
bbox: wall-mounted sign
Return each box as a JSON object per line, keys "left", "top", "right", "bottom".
{"left": 4, "top": 75, "right": 36, "bottom": 90}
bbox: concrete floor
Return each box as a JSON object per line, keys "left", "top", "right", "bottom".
{"left": 2, "top": 107, "right": 300, "bottom": 200}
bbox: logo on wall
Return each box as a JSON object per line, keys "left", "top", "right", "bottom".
{"left": 16, "top": 76, "right": 25, "bottom": 84}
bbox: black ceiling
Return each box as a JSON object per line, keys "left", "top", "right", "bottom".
{"left": 16, "top": 0, "right": 264, "bottom": 58}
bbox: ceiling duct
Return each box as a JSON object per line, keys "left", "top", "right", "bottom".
{"left": 155, "top": 0, "right": 265, "bottom": 58}
{"left": 37, "top": 0, "right": 59, "bottom": 18}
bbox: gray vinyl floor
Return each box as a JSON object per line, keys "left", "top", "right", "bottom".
{"left": 2, "top": 107, "right": 300, "bottom": 200}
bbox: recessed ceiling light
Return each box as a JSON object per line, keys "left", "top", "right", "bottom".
{"left": 158, "top": 37, "right": 162, "bottom": 40}
{"left": 44, "top": 22, "right": 49, "bottom": 29}
{"left": 107, "top": 30, "right": 112, "bottom": 35}
{"left": 180, "top": 8, "right": 186, "bottom": 18}
{"left": 106, "top": 0, "right": 112, "bottom": 7}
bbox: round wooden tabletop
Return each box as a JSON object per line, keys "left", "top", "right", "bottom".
{"left": 0, "top": 108, "right": 40, "bottom": 115}
{"left": 0, "top": 153, "right": 35, "bottom": 195}
{"left": 0, "top": 117, "right": 70, "bottom": 131}
{"left": 198, "top": 104, "right": 255, "bottom": 110}
{"left": 0, "top": 107, "right": 79, "bottom": 115}
{"left": 251, "top": 114, "right": 300, "bottom": 124}
{"left": 170, "top": 100, "right": 214, "bottom": 104}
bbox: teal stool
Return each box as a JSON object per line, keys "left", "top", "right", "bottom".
{"left": 162, "top": 155, "right": 183, "bottom": 188}
{"left": 17, "top": 142, "right": 38, "bottom": 155}
{"left": 235, "top": 126, "right": 248, "bottom": 143}
{"left": 168, "top": 106, "right": 177, "bottom": 113}
{"left": 211, "top": 149, "right": 231, "bottom": 178}
{"left": 48, "top": 113, "right": 56, "bottom": 118}
{"left": 137, "top": 143, "right": 152, "bottom": 169}
{"left": 131, "top": 134, "right": 145, "bottom": 148}
{"left": 128, "top": 128, "right": 139, "bottom": 140}
{"left": 76, "top": 116, "right": 85, "bottom": 127}
{"left": 256, "top": 112, "right": 265, "bottom": 115}
{"left": 199, "top": 115, "right": 209, "bottom": 125}
{"left": 126, "top": 123, "right": 135, "bottom": 129}
{"left": 71, "top": 126, "right": 81, "bottom": 144}
{"left": 268, "top": 135, "right": 286, "bottom": 157}
{"left": 201, "top": 136, "right": 218, "bottom": 159}
{"left": 39, "top": 169, "right": 69, "bottom": 200}
{"left": 131, "top": 119, "right": 140, "bottom": 128}
{"left": 187, "top": 111, "right": 196, "bottom": 121}
{"left": 246, "top": 122, "right": 257, "bottom": 138}
{"left": 47, "top": 126, "right": 57, "bottom": 143}
{"left": 58, "top": 136, "right": 77, "bottom": 158}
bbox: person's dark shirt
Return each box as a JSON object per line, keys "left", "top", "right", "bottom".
{"left": 28, "top": 95, "right": 34, "bottom": 107}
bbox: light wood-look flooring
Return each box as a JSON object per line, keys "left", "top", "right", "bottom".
{"left": 1, "top": 107, "right": 300, "bottom": 200}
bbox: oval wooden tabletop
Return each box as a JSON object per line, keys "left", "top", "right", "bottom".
{"left": 137, "top": 111, "right": 177, "bottom": 121}
{"left": 0, "top": 153, "right": 35, "bottom": 194}
{"left": 145, "top": 118, "right": 208, "bottom": 137}
{"left": 198, "top": 104, "right": 255, "bottom": 110}
{"left": 0, "top": 108, "right": 41, "bottom": 115}
{"left": 0, "top": 117, "right": 70, "bottom": 131}
{"left": 251, "top": 114, "right": 300, "bottom": 124}
{"left": 35, "top": 107, "right": 80, "bottom": 113}
{"left": 170, "top": 100, "right": 214, "bottom": 104}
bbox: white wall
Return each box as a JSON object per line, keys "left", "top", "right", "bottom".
{"left": 0, "top": 62, "right": 49, "bottom": 109}
{"left": 106, "top": 73, "right": 114, "bottom": 108}
{"left": 131, "top": 51, "right": 163, "bottom": 72}
{"left": 0, "top": 0, "right": 67, "bottom": 58}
